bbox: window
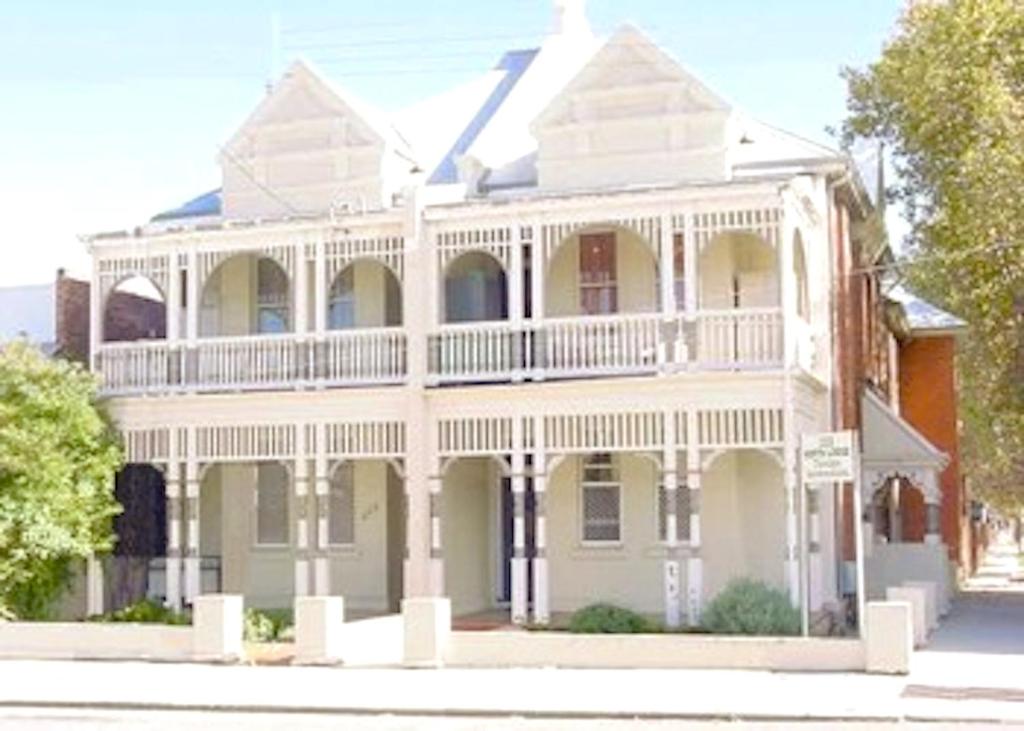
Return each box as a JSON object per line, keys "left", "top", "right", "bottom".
{"left": 328, "top": 268, "right": 356, "bottom": 330}
{"left": 256, "top": 258, "right": 290, "bottom": 334}
{"left": 328, "top": 463, "right": 356, "bottom": 546}
{"left": 657, "top": 481, "right": 691, "bottom": 543}
{"left": 445, "top": 253, "right": 508, "bottom": 323}
{"left": 255, "top": 462, "right": 289, "bottom": 546}
{"left": 581, "top": 453, "right": 622, "bottom": 543}
{"left": 579, "top": 233, "right": 617, "bottom": 315}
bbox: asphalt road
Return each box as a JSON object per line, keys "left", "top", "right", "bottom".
{"left": 0, "top": 709, "right": 1011, "bottom": 730}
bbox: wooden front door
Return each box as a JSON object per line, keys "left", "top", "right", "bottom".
{"left": 579, "top": 232, "right": 617, "bottom": 315}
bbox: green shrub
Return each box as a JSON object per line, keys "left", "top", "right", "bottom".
{"left": 568, "top": 603, "right": 654, "bottom": 634}
{"left": 244, "top": 608, "right": 293, "bottom": 643}
{"left": 89, "top": 599, "right": 190, "bottom": 625}
{"left": 702, "top": 579, "right": 800, "bottom": 636}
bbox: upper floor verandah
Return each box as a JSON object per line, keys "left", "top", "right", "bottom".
{"left": 88, "top": 181, "right": 826, "bottom": 397}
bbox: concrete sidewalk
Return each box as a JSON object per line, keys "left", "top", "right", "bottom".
{"left": 1, "top": 542, "right": 1021, "bottom": 724}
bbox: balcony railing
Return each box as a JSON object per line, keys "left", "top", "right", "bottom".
{"left": 96, "top": 328, "right": 408, "bottom": 396}
{"left": 429, "top": 308, "right": 785, "bottom": 384}
{"left": 95, "top": 309, "right": 791, "bottom": 395}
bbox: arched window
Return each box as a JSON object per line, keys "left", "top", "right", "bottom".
{"left": 580, "top": 453, "right": 622, "bottom": 544}
{"left": 328, "top": 463, "right": 356, "bottom": 546}
{"left": 257, "top": 258, "right": 290, "bottom": 334}
{"left": 444, "top": 252, "right": 508, "bottom": 323}
{"left": 327, "top": 261, "right": 402, "bottom": 330}
{"left": 328, "top": 267, "right": 357, "bottom": 330}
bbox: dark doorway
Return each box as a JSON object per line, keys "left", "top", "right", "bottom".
{"left": 107, "top": 464, "right": 167, "bottom": 611}
{"left": 498, "top": 473, "right": 535, "bottom": 606}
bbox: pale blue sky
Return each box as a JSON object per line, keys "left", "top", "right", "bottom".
{"left": 0, "top": 0, "right": 902, "bottom": 286}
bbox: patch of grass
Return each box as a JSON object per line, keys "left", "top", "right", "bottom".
{"left": 88, "top": 599, "right": 190, "bottom": 625}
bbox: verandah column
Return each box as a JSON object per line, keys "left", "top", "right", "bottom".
{"left": 685, "top": 410, "right": 703, "bottom": 625}
{"left": 313, "top": 422, "right": 330, "bottom": 596}
{"left": 165, "top": 457, "right": 183, "bottom": 611}
{"left": 183, "top": 449, "right": 200, "bottom": 604}
{"left": 510, "top": 418, "right": 528, "bottom": 624}
{"left": 509, "top": 225, "right": 525, "bottom": 382}
{"left": 662, "top": 414, "right": 682, "bottom": 628}
{"left": 428, "top": 474, "right": 444, "bottom": 596}
{"left": 294, "top": 425, "right": 311, "bottom": 597}
{"left": 529, "top": 220, "right": 546, "bottom": 381}
{"left": 807, "top": 484, "right": 823, "bottom": 613}
{"left": 658, "top": 214, "right": 678, "bottom": 369}
{"left": 532, "top": 414, "right": 549, "bottom": 624}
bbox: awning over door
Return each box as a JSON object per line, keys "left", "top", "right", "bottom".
{"left": 861, "top": 388, "right": 948, "bottom": 505}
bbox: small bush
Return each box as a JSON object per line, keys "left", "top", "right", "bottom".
{"left": 89, "top": 599, "right": 190, "bottom": 625}
{"left": 569, "top": 603, "right": 654, "bottom": 634}
{"left": 702, "top": 579, "right": 800, "bottom": 636}
{"left": 244, "top": 608, "right": 293, "bottom": 643}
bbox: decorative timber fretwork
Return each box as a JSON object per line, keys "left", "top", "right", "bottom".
{"left": 197, "top": 243, "right": 297, "bottom": 288}
{"left": 436, "top": 225, "right": 514, "bottom": 271}
{"left": 687, "top": 207, "right": 782, "bottom": 252}
{"left": 324, "top": 232, "right": 405, "bottom": 283}
{"left": 195, "top": 424, "right": 297, "bottom": 462}
{"left": 540, "top": 215, "right": 663, "bottom": 264}
{"left": 544, "top": 411, "right": 664, "bottom": 453}
{"left": 696, "top": 408, "right": 784, "bottom": 449}
{"left": 324, "top": 421, "right": 405, "bottom": 459}
{"left": 122, "top": 428, "right": 171, "bottom": 465}
{"left": 97, "top": 255, "right": 171, "bottom": 302}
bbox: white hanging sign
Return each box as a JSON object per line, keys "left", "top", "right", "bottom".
{"left": 800, "top": 431, "right": 856, "bottom": 484}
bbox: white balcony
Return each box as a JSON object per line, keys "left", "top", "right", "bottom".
{"left": 427, "top": 308, "right": 784, "bottom": 385}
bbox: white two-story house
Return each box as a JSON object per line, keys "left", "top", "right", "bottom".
{"left": 86, "top": 1, "right": 946, "bottom": 628}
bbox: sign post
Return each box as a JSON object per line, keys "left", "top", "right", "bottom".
{"left": 800, "top": 431, "right": 857, "bottom": 637}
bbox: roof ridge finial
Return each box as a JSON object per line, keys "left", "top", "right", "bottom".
{"left": 552, "top": 0, "right": 590, "bottom": 37}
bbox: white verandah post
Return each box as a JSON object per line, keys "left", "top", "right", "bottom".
{"left": 184, "top": 447, "right": 200, "bottom": 604}
{"left": 532, "top": 414, "right": 550, "bottom": 624}
{"left": 658, "top": 215, "right": 677, "bottom": 369}
{"left": 685, "top": 410, "right": 703, "bottom": 626}
{"left": 165, "top": 456, "right": 183, "bottom": 611}
{"left": 313, "top": 422, "right": 330, "bottom": 596}
{"left": 510, "top": 418, "right": 528, "bottom": 624}
{"left": 662, "top": 409, "right": 681, "bottom": 628}
{"left": 294, "top": 425, "right": 311, "bottom": 598}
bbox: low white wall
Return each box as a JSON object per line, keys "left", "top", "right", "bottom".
{"left": 866, "top": 543, "right": 953, "bottom": 606}
{"left": 339, "top": 614, "right": 404, "bottom": 666}
{"left": 445, "top": 632, "right": 865, "bottom": 671}
{"left": 0, "top": 623, "right": 193, "bottom": 661}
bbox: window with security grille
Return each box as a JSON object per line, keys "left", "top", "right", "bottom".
{"left": 581, "top": 453, "right": 622, "bottom": 543}
{"left": 256, "top": 462, "right": 289, "bottom": 546}
{"left": 657, "top": 481, "right": 691, "bottom": 543}
{"left": 329, "top": 463, "right": 356, "bottom": 546}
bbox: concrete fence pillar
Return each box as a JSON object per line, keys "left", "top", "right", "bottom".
{"left": 192, "top": 595, "right": 243, "bottom": 662}
{"left": 403, "top": 597, "right": 450, "bottom": 668}
{"left": 865, "top": 601, "right": 913, "bottom": 674}
{"left": 886, "top": 586, "right": 928, "bottom": 648}
{"left": 294, "top": 596, "right": 345, "bottom": 665}
{"left": 902, "top": 580, "right": 939, "bottom": 632}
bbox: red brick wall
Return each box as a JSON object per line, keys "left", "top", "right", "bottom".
{"left": 103, "top": 289, "right": 166, "bottom": 344}
{"left": 54, "top": 273, "right": 90, "bottom": 363}
{"left": 898, "top": 336, "right": 963, "bottom": 562}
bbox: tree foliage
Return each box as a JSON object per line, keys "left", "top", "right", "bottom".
{"left": 0, "top": 341, "right": 122, "bottom": 618}
{"left": 842, "top": 0, "right": 1024, "bottom": 510}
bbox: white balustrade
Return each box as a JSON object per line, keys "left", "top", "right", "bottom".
{"left": 96, "top": 341, "right": 173, "bottom": 394}
{"left": 195, "top": 334, "right": 299, "bottom": 391}
{"left": 429, "top": 322, "right": 530, "bottom": 383}
{"left": 322, "top": 328, "right": 407, "bottom": 385}
{"left": 695, "top": 309, "right": 783, "bottom": 369}
{"left": 541, "top": 314, "right": 662, "bottom": 377}
{"left": 96, "top": 309, "right": 793, "bottom": 395}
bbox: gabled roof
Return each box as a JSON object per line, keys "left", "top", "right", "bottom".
{"left": 533, "top": 24, "right": 731, "bottom": 134}
{"left": 861, "top": 388, "right": 948, "bottom": 471}
{"left": 223, "top": 59, "right": 412, "bottom": 161}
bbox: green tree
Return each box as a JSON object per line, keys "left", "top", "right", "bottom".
{"left": 842, "top": 0, "right": 1024, "bottom": 511}
{"left": 0, "top": 341, "right": 122, "bottom": 618}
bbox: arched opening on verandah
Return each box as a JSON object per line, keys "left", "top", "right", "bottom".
{"left": 700, "top": 448, "right": 787, "bottom": 604}
{"left": 106, "top": 464, "right": 167, "bottom": 612}
{"left": 544, "top": 451, "right": 672, "bottom": 622}
{"left": 442, "top": 251, "right": 508, "bottom": 324}
{"left": 327, "top": 259, "right": 403, "bottom": 330}
{"left": 441, "top": 455, "right": 524, "bottom": 622}
{"left": 699, "top": 231, "right": 780, "bottom": 310}
{"left": 102, "top": 275, "right": 167, "bottom": 343}
{"left": 545, "top": 225, "right": 658, "bottom": 318}
{"left": 871, "top": 477, "right": 927, "bottom": 544}
{"left": 199, "top": 254, "right": 291, "bottom": 337}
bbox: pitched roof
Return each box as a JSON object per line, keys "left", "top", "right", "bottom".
{"left": 887, "top": 286, "right": 967, "bottom": 335}
{"left": 151, "top": 189, "right": 222, "bottom": 223}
